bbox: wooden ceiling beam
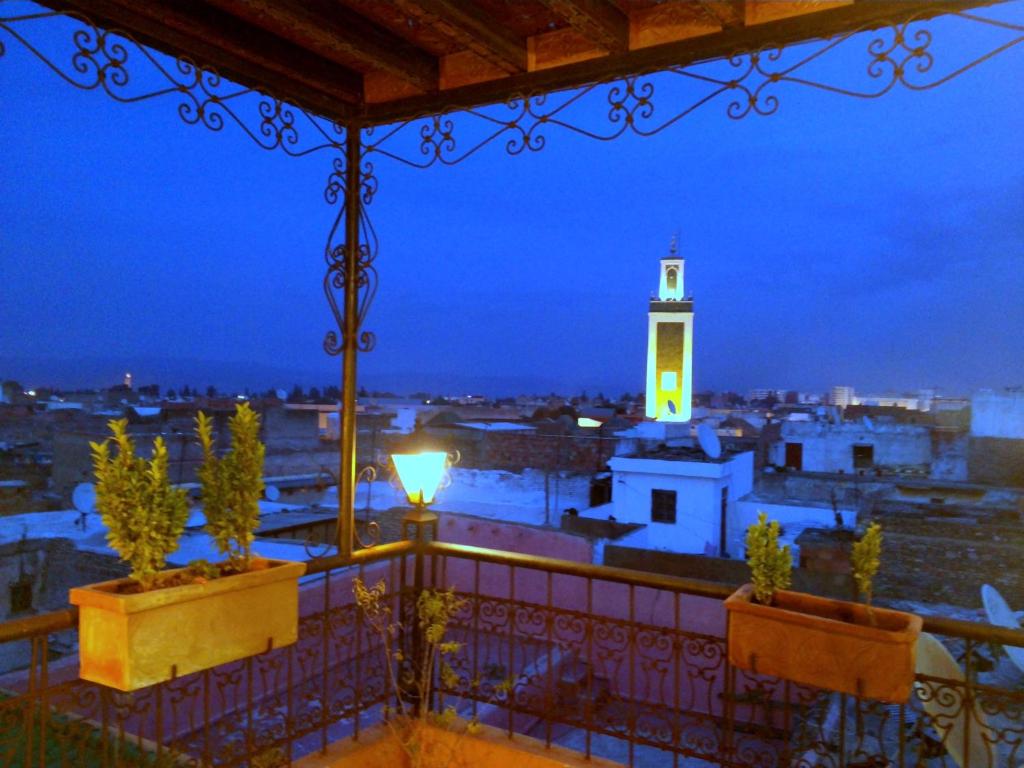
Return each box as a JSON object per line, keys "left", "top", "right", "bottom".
{"left": 361, "top": 0, "right": 994, "bottom": 125}
{"left": 48, "top": 0, "right": 362, "bottom": 120}
{"left": 392, "top": 0, "right": 527, "bottom": 74}
{"left": 203, "top": 0, "right": 438, "bottom": 92}
{"left": 696, "top": 0, "right": 746, "bottom": 30}
{"left": 536, "top": 0, "right": 630, "bottom": 53}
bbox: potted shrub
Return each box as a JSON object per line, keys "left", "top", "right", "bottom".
{"left": 725, "top": 513, "right": 922, "bottom": 703}
{"left": 349, "top": 579, "right": 611, "bottom": 768}
{"left": 70, "top": 406, "right": 305, "bottom": 692}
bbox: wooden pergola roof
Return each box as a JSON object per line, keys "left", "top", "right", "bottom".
{"left": 45, "top": 0, "right": 996, "bottom": 126}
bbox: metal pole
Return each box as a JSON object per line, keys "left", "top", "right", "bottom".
{"left": 338, "top": 128, "right": 361, "bottom": 561}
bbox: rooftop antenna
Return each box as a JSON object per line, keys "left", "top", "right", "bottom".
{"left": 697, "top": 422, "right": 722, "bottom": 460}
{"left": 264, "top": 484, "right": 280, "bottom": 502}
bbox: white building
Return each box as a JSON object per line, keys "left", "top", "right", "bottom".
{"left": 829, "top": 386, "right": 855, "bottom": 407}
{"left": 856, "top": 393, "right": 922, "bottom": 411}
{"left": 971, "top": 388, "right": 1024, "bottom": 439}
{"left": 771, "top": 419, "right": 931, "bottom": 475}
{"left": 599, "top": 446, "right": 754, "bottom": 556}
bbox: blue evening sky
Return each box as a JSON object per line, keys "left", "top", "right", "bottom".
{"left": 1, "top": 4, "right": 1022, "bottom": 397}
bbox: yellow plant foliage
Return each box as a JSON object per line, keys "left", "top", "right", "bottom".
{"left": 852, "top": 521, "right": 882, "bottom": 606}
{"left": 195, "top": 403, "right": 265, "bottom": 569}
{"left": 90, "top": 419, "right": 189, "bottom": 590}
{"left": 745, "top": 511, "right": 792, "bottom": 605}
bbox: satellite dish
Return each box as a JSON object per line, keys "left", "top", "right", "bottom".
{"left": 265, "top": 484, "right": 280, "bottom": 502}
{"left": 667, "top": 399, "right": 677, "bottom": 415}
{"left": 697, "top": 423, "right": 722, "bottom": 459}
{"left": 915, "top": 633, "right": 994, "bottom": 768}
{"left": 275, "top": 388, "right": 288, "bottom": 401}
{"left": 982, "top": 584, "right": 1024, "bottom": 674}
{"left": 863, "top": 416, "right": 874, "bottom": 431}
{"left": 72, "top": 483, "right": 96, "bottom": 514}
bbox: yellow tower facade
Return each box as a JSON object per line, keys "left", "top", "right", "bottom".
{"left": 645, "top": 244, "right": 694, "bottom": 422}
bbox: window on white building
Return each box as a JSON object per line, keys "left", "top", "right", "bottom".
{"left": 651, "top": 489, "right": 677, "bottom": 523}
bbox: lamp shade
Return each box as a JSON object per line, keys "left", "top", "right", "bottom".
{"left": 392, "top": 451, "right": 448, "bottom": 505}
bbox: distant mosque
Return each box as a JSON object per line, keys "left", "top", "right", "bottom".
{"left": 645, "top": 236, "right": 694, "bottom": 423}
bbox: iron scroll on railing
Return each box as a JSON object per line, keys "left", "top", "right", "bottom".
{"left": 1, "top": 542, "right": 1023, "bottom": 767}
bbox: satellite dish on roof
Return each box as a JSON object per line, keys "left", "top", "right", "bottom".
{"left": 697, "top": 423, "right": 722, "bottom": 459}
{"left": 265, "top": 484, "right": 280, "bottom": 502}
{"left": 863, "top": 416, "right": 874, "bottom": 431}
{"left": 981, "top": 584, "right": 1024, "bottom": 673}
{"left": 275, "top": 388, "right": 288, "bottom": 401}
{"left": 667, "top": 399, "right": 676, "bottom": 415}
{"left": 72, "top": 483, "right": 96, "bottom": 515}
{"left": 915, "top": 632, "right": 994, "bottom": 768}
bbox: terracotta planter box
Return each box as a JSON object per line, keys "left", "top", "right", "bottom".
{"left": 69, "top": 558, "right": 306, "bottom": 691}
{"left": 725, "top": 583, "right": 922, "bottom": 703}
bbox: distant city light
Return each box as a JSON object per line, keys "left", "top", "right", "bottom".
{"left": 577, "top": 417, "right": 602, "bottom": 428}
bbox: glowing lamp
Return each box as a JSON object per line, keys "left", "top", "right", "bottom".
{"left": 392, "top": 451, "right": 447, "bottom": 506}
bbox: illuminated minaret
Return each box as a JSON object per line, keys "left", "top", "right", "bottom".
{"left": 645, "top": 236, "right": 694, "bottom": 422}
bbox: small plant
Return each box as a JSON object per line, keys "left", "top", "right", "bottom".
{"left": 745, "top": 511, "right": 792, "bottom": 605}
{"left": 90, "top": 419, "right": 189, "bottom": 590}
{"left": 852, "top": 521, "right": 882, "bottom": 607}
{"left": 196, "top": 403, "right": 265, "bottom": 570}
{"left": 354, "top": 578, "right": 511, "bottom": 768}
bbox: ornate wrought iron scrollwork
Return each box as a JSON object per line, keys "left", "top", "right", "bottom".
{"left": 3, "top": 2, "right": 1022, "bottom": 173}
{"left": 321, "top": 152, "right": 379, "bottom": 358}
{"left": 352, "top": 464, "right": 380, "bottom": 550}
{"left": 361, "top": 5, "right": 1023, "bottom": 168}
{"left": 0, "top": 4, "right": 345, "bottom": 158}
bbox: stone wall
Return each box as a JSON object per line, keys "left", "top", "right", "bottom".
{"left": 867, "top": 501, "right": 1024, "bottom": 607}
{"left": 0, "top": 537, "right": 127, "bottom": 672}
{"left": 602, "top": 546, "right": 855, "bottom": 600}
{"left": 967, "top": 437, "right": 1024, "bottom": 488}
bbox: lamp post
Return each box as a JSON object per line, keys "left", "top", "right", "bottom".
{"left": 392, "top": 450, "right": 447, "bottom": 543}
{"left": 391, "top": 449, "right": 448, "bottom": 717}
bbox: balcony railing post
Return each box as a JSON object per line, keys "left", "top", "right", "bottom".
{"left": 337, "top": 126, "right": 362, "bottom": 563}
{"left": 403, "top": 506, "right": 438, "bottom": 716}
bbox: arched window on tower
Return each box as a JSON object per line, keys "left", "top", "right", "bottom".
{"left": 666, "top": 268, "right": 678, "bottom": 295}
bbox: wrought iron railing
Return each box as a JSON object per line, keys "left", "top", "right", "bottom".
{"left": 1, "top": 537, "right": 1022, "bottom": 767}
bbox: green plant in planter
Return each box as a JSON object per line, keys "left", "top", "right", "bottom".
{"left": 90, "top": 419, "right": 189, "bottom": 590}
{"left": 852, "top": 521, "right": 882, "bottom": 609}
{"left": 195, "top": 403, "right": 265, "bottom": 571}
{"left": 746, "top": 511, "right": 792, "bottom": 605}
{"left": 354, "top": 578, "right": 512, "bottom": 768}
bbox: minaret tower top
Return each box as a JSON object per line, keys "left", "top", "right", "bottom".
{"left": 657, "top": 235, "right": 685, "bottom": 302}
